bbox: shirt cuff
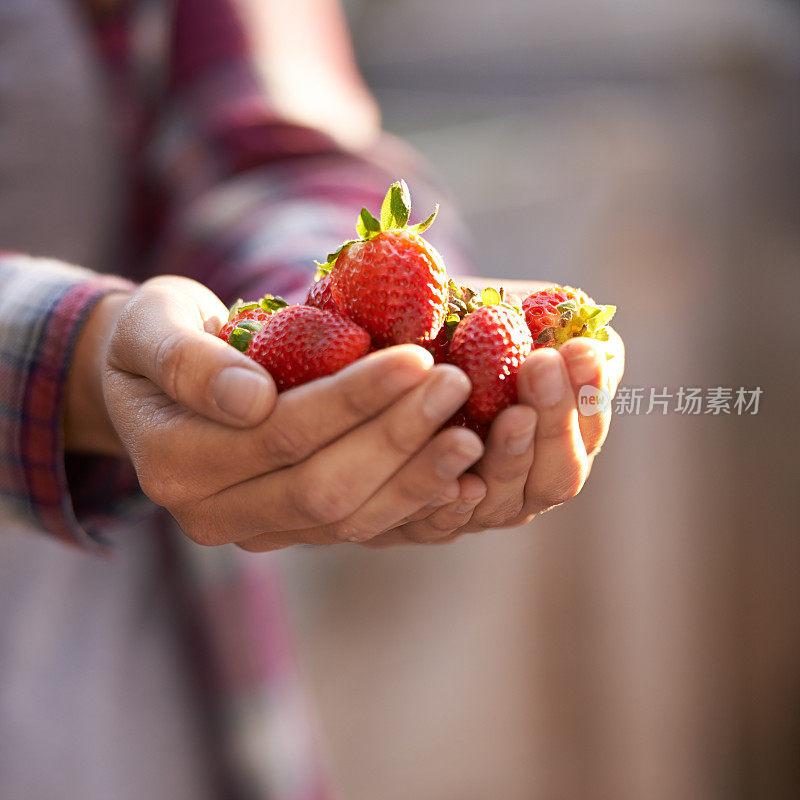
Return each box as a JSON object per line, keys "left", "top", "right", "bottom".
{"left": 8, "top": 263, "right": 136, "bottom": 548}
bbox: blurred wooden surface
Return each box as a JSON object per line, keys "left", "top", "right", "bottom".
{"left": 279, "top": 2, "right": 800, "bottom": 798}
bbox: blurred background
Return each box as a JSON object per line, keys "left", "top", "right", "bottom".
{"left": 277, "top": 1, "right": 800, "bottom": 799}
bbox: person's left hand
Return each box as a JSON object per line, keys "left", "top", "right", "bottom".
{"left": 365, "top": 279, "right": 625, "bottom": 545}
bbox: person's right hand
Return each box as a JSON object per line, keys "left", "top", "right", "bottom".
{"left": 98, "top": 276, "right": 484, "bottom": 550}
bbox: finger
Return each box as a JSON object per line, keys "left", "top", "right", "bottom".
{"left": 326, "top": 428, "right": 484, "bottom": 542}
{"left": 517, "top": 349, "right": 588, "bottom": 514}
{"left": 243, "top": 345, "right": 435, "bottom": 472}
{"left": 139, "top": 345, "right": 438, "bottom": 495}
{"left": 402, "top": 472, "right": 487, "bottom": 523}
{"left": 358, "top": 526, "right": 465, "bottom": 547}
{"left": 203, "top": 365, "right": 474, "bottom": 541}
{"left": 470, "top": 404, "right": 537, "bottom": 529}
{"left": 236, "top": 528, "right": 334, "bottom": 552}
{"left": 560, "top": 338, "right": 609, "bottom": 456}
{"left": 108, "top": 275, "right": 277, "bottom": 427}
{"left": 428, "top": 530, "right": 466, "bottom": 545}
{"left": 398, "top": 472, "right": 487, "bottom": 543}
{"left": 360, "top": 472, "right": 487, "bottom": 546}
{"left": 237, "top": 430, "right": 483, "bottom": 551}
{"left": 356, "top": 529, "right": 410, "bottom": 548}
{"left": 241, "top": 430, "right": 483, "bottom": 550}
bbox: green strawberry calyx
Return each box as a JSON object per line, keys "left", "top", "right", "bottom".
{"left": 439, "top": 281, "right": 523, "bottom": 342}
{"left": 534, "top": 297, "right": 616, "bottom": 348}
{"left": 225, "top": 294, "right": 287, "bottom": 352}
{"left": 314, "top": 179, "right": 439, "bottom": 275}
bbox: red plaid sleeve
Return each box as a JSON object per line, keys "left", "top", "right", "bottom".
{"left": 0, "top": 254, "right": 135, "bottom": 548}
{"left": 80, "top": 0, "right": 474, "bottom": 306}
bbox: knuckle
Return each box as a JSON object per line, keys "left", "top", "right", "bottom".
{"left": 424, "top": 514, "right": 462, "bottom": 534}
{"left": 339, "top": 376, "right": 379, "bottom": 421}
{"left": 399, "top": 529, "right": 430, "bottom": 544}
{"left": 404, "top": 517, "right": 460, "bottom": 543}
{"left": 330, "top": 518, "right": 376, "bottom": 543}
{"left": 136, "top": 466, "right": 176, "bottom": 507}
{"left": 132, "top": 443, "right": 197, "bottom": 509}
{"left": 398, "top": 477, "right": 437, "bottom": 507}
{"left": 295, "top": 475, "right": 354, "bottom": 526}
{"left": 174, "top": 507, "right": 226, "bottom": 547}
{"left": 381, "top": 418, "right": 420, "bottom": 458}
{"left": 154, "top": 330, "right": 190, "bottom": 398}
{"left": 260, "top": 418, "right": 312, "bottom": 466}
{"left": 394, "top": 523, "right": 430, "bottom": 543}
{"left": 183, "top": 525, "right": 218, "bottom": 548}
{"left": 106, "top": 305, "right": 140, "bottom": 368}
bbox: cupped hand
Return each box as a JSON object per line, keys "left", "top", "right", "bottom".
{"left": 368, "top": 323, "right": 624, "bottom": 545}
{"left": 98, "top": 276, "right": 486, "bottom": 550}
{"left": 455, "top": 326, "right": 624, "bottom": 535}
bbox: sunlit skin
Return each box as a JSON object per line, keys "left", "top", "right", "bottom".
{"left": 65, "top": 275, "right": 624, "bottom": 549}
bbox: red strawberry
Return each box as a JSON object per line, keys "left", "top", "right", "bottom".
{"left": 219, "top": 295, "right": 288, "bottom": 352}
{"left": 446, "top": 410, "right": 490, "bottom": 441}
{"left": 304, "top": 273, "right": 340, "bottom": 314}
{"left": 319, "top": 181, "right": 448, "bottom": 347}
{"left": 449, "top": 302, "right": 533, "bottom": 424}
{"left": 428, "top": 280, "right": 496, "bottom": 362}
{"left": 522, "top": 286, "right": 615, "bottom": 349}
{"left": 428, "top": 326, "right": 451, "bottom": 363}
{"left": 246, "top": 304, "right": 371, "bottom": 391}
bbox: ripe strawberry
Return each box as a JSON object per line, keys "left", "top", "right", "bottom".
{"left": 246, "top": 305, "right": 371, "bottom": 391}
{"left": 449, "top": 300, "right": 533, "bottom": 424}
{"left": 522, "top": 286, "right": 615, "bottom": 349}
{"left": 304, "top": 273, "right": 340, "bottom": 314}
{"left": 428, "top": 326, "right": 451, "bottom": 363}
{"left": 318, "top": 180, "right": 448, "bottom": 347}
{"left": 218, "top": 295, "right": 288, "bottom": 352}
{"left": 446, "top": 410, "right": 490, "bottom": 441}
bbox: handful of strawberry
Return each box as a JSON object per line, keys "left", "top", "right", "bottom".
{"left": 218, "top": 180, "right": 616, "bottom": 434}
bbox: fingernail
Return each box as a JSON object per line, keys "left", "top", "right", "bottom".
{"left": 423, "top": 367, "right": 471, "bottom": 421}
{"left": 506, "top": 423, "right": 535, "bottom": 456}
{"left": 435, "top": 441, "right": 482, "bottom": 480}
{"left": 213, "top": 367, "right": 271, "bottom": 422}
{"left": 456, "top": 495, "right": 484, "bottom": 514}
{"left": 385, "top": 362, "right": 429, "bottom": 394}
{"left": 425, "top": 497, "right": 450, "bottom": 509}
{"left": 565, "top": 346, "right": 602, "bottom": 386}
{"left": 529, "top": 354, "right": 565, "bottom": 407}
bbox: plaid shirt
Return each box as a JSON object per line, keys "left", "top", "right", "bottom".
{"left": 0, "top": 0, "right": 471, "bottom": 797}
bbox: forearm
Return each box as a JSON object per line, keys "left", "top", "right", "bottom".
{"left": 64, "top": 291, "right": 132, "bottom": 457}
{"left": 81, "top": 0, "right": 461, "bottom": 304}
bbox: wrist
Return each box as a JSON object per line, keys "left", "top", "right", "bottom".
{"left": 64, "top": 291, "right": 131, "bottom": 456}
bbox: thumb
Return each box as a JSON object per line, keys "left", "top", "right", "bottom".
{"left": 108, "top": 275, "right": 277, "bottom": 427}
